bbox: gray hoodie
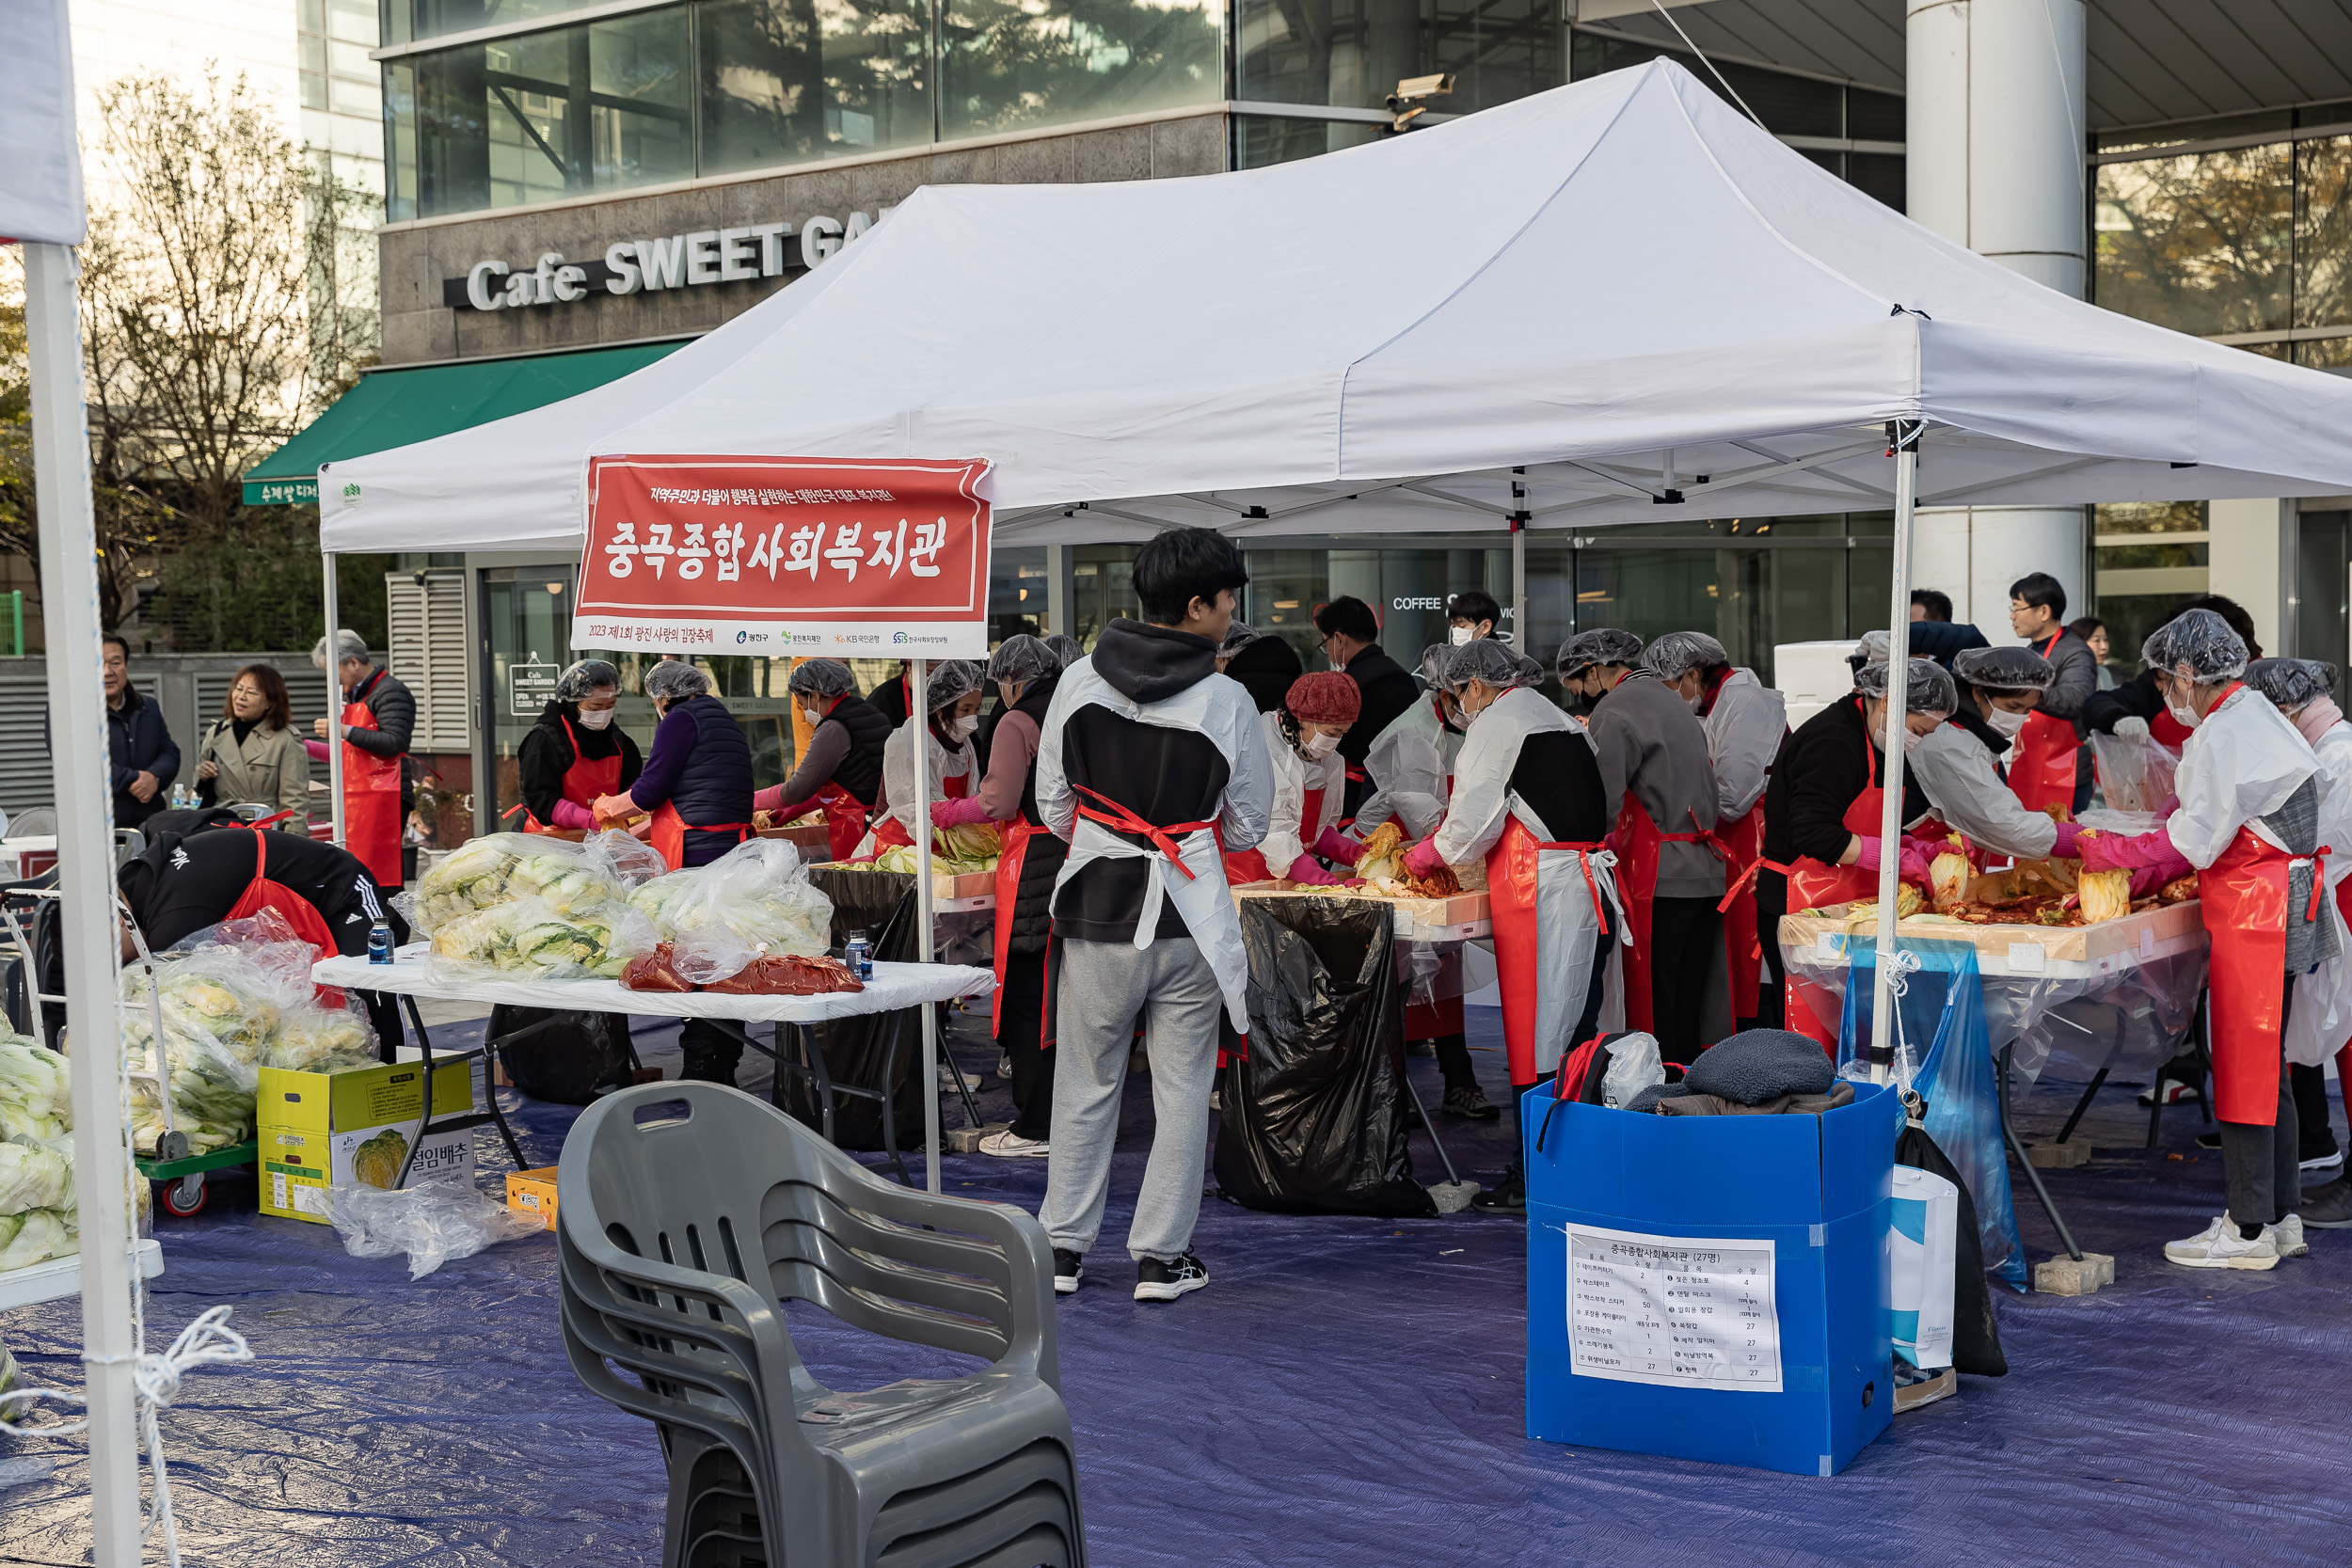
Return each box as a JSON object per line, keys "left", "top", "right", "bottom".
{"left": 1588, "top": 671, "right": 1724, "bottom": 899}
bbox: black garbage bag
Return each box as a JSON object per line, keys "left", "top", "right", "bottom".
{"left": 774, "top": 867, "right": 925, "bottom": 1151}
{"left": 1215, "top": 896, "right": 1436, "bottom": 1217}
{"left": 489, "top": 1006, "right": 634, "bottom": 1105}
{"left": 1898, "top": 1113, "right": 2009, "bottom": 1377}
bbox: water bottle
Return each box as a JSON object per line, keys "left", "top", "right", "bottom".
{"left": 844, "top": 929, "right": 872, "bottom": 982}
{"left": 368, "top": 918, "right": 394, "bottom": 965}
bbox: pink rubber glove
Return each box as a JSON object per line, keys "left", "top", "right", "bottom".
{"left": 1897, "top": 840, "right": 1934, "bottom": 887}
{"left": 549, "top": 797, "right": 596, "bottom": 832}
{"left": 1402, "top": 837, "right": 1446, "bottom": 879}
{"left": 2048, "top": 819, "right": 2082, "bottom": 858}
{"left": 1851, "top": 833, "right": 1883, "bottom": 874}
{"left": 2078, "top": 827, "right": 2188, "bottom": 879}
{"left": 930, "top": 795, "right": 993, "bottom": 829}
{"left": 754, "top": 783, "right": 787, "bottom": 814}
{"left": 1286, "top": 853, "right": 1343, "bottom": 886}
{"left": 1314, "top": 827, "right": 1363, "bottom": 867}
{"left": 303, "top": 737, "right": 329, "bottom": 763}
{"left": 2127, "top": 863, "right": 2176, "bottom": 899}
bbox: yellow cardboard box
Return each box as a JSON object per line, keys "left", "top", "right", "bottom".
{"left": 258, "top": 1058, "right": 476, "bottom": 1225}
{"left": 506, "top": 1167, "right": 559, "bottom": 1230}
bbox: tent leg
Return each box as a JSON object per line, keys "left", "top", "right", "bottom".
{"left": 912, "top": 659, "right": 941, "bottom": 1195}
{"left": 1510, "top": 472, "right": 1528, "bottom": 650}
{"left": 24, "top": 240, "right": 145, "bottom": 1568}
{"left": 1868, "top": 424, "right": 1922, "bottom": 1086}
{"left": 323, "top": 549, "right": 345, "bottom": 847}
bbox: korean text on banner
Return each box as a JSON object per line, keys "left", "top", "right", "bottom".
{"left": 572, "top": 455, "right": 993, "bottom": 658}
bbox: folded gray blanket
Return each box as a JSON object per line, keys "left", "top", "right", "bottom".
{"left": 1655, "top": 1081, "right": 1855, "bottom": 1117}
{"left": 1680, "top": 1028, "right": 1836, "bottom": 1105}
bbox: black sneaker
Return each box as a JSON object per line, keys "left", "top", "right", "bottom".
{"left": 1053, "top": 1249, "right": 1084, "bottom": 1295}
{"left": 1471, "top": 1174, "right": 1526, "bottom": 1214}
{"left": 2196, "top": 1132, "right": 2223, "bottom": 1151}
{"left": 1134, "top": 1253, "right": 1208, "bottom": 1302}
{"left": 1443, "top": 1084, "right": 1500, "bottom": 1121}
{"left": 2301, "top": 1178, "right": 2352, "bottom": 1228}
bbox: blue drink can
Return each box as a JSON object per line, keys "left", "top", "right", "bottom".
{"left": 844, "top": 931, "right": 873, "bottom": 981}
{"left": 368, "top": 919, "right": 394, "bottom": 964}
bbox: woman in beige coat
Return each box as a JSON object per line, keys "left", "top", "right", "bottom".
{"left": 196, "top": 663, "right": 311, "bottom": 827}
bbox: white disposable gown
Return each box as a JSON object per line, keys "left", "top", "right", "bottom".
{"left": 863, "top": 714, "right": 977, "bottom": 847}
{"left": 1703, "top": 669, "right": 1785, "bottom": 822}
{"left": 1908, "top": 717, "right": 2060, "bottom": 860}
{"left": 2287, "top": 717, "right": 2352, "bottom": 1067}
{"left": 1357, "top": 693, "right": 1461, "bottom": 839}
{"left": 1258, "top": 708, "right": 1347, "bottom": 873}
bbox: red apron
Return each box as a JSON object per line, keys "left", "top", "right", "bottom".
{"left": 521, "top": 715, "right": 623, "bottom": 836}
{"left": 2152, "top": 707, "right": 2195, "bottom": 748}
{"left": 340, "top": 693, "right": 403, "bottom": 888}
{"left": 223, "top": 825, "right": 347, "bottom": 1006}
{"left": 809, "top": 783, "right": 869, "bottom": 863}
{"left": 1610, "top": 794, "right": 1720, "bottom": 1034}
{"left": 1712, "top": 803, "right": 1768, "bottom": 1023}
{"left": 863, "top": 768, "right": 971, "bottom": 857}
{"left": 1223, "top": 785, "right": 1324, "bottom": 887}
{"left": 649, "top": 801, "right": 755, "bottom": 871}
{"left": 1487, "top": 816, "right": 1612, "bottom": 1084}
{"left": 1758, "top": 776, "right": 1890, "bottom": 1052}
{"left": 2201, "top": 821, "right": 2300, "bottom": 1123}
{"left": 992, "top": 819, "right": 1043, "bottom": 992}
{"left": 2007, "top": 632, "right": 2080, "bottom": 815}
{"left": 2334, "top": 875, "right": 2352, "bottom": 1133}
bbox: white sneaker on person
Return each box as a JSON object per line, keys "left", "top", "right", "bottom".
{"left": 2275, "top": 1213, "right": 2309, "bottom": 1258}
{"left": 978, "top": 1129, "right": 1050, "bottom": 1158}
{"left": 2164, "top": 1214, "right": 2280, "bottom": 1270}
{"left": 2298, "top": 1148, "right": 2344, "bottom": 1174}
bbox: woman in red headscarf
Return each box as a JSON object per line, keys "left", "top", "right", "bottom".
{"left": 1222, "top": 672, "right": 1363, "bottom": 887}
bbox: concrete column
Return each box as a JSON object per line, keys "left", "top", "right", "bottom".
{"left": 2205, "top": 498, "right": 2288, "bottom": 658}
{"left": 1906, "top": 0, "right": 2089, "bottom": 632}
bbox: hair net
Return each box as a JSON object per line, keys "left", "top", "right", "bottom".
{"left": 1852, "top": 657, "right": 1957, "bottom": 718}
{"left": 2245, "top": 657, "right": 2336, "bottom": 711}
{"left": 1852, "top": 629, "right": 1893, "bottom": 665}
{"left": 310, "top": 628, "right": 369, "bottom": 668}
{"left": 786, "top": 658, "right": 855, "bottom": 700}
{"left": 1557, "top": 628, "right": 1645, "bottom": 680}
{"left": 1951, "top": 645, "right": 2054, "bottom": 693}
{"left": 987, "top": 635, "right": 1060, "bottom": 687}
{"left": 1043, "top": 634, "right": 1085, "bottom": 668}
{"left": 644, "top": 659, "right": 711, "bottom": 703}
{"left": 1419, "top": 643, "right": 1455, "bottom": 686}
{"left": 2141, "top": 607, "right": 2249, "bottom": 685}
{"left": 923, "top": 659, "right": 984, "bottom": 712}
{"left": 553, "top": 658, "right": 623, "bottom": 702}
{"left": 1442, "top": 638, "right": 1534, "bottom": 695}
{"left": 1219, "top": 621, "right": 1262, "bottom": 657}
{"left": 1643, "top": 631, "right": 1730, "bottom": 683}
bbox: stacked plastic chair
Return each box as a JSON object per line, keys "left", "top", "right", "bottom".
{"left": 556, "top": 1081, "right": 1087, "bottom": 1568}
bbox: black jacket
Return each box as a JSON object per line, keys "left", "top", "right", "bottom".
{"left": 1337, "top": 643, "right": 1419, "bottom": 814}
{"left": 1759, "top": 695, "right": 1933, "bottom": 897}
{"left": 1907, "top": 621, "right": 1992, "bottom": 670}
{"left": 119, "top": 825, "right": 400, "bottom": 954}
{"left": 2083, "top": 670, "right": 2164, "bottom": 736}
{"left": 343, "top": 667, "right": 415, "bottom": 757}
{"left": 867, "top": 669, "right": 913, "bottom": 730}
{"left": 107, "top": 687, "right": 181, "bottom": 828}
{"left": 1224, "top": 634, "right": 1303, "bottom": 714}
{"left": 1050, "top": 620, "right": 1232, "bottom": 943}
{"left": 820, "top": 693, "right": 893, "bottom": 806}
{"left": 518, "top": 700, "right": 643, "bottom": 827}
{"left": 1002, "top": 675, "right": 1066, "bottom": 956}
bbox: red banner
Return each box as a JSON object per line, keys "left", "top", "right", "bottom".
{"left": 571, "top": 454, "right": 993, "bottom": 657}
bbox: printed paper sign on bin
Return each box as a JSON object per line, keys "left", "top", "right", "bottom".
{"left": 572, "top": 454, "right": 993, "bottom": 657}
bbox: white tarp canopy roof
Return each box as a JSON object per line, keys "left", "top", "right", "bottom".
{"left": 321, "top": 57, "right": 2352, "bottom": 556}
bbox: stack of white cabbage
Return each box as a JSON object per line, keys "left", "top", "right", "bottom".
{"left": 407, "top": 830, "right": 664, "bottom": 981}
{"left": 0, "top": 1033, "right": 76, "bottom": 1272}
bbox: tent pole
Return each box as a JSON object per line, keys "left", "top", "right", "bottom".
{"left": 1869, "top": 422, "right": 1922, "bottom": 1086}
{"left": 323, "top": 548, "right": 345, "bottom": 847}
{"left": 1510, "top": 471, "right": 1527, "bottom": 650}
{"left": 24, "top": 240, "right": 143, "bottom": 1568}
{"left": 912, "top": 659, "right": 941, "bottom": 1194}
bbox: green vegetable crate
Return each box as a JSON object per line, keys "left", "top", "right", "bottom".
{"left": 258, "top": 1057, "right": 475, "bottom": 1225}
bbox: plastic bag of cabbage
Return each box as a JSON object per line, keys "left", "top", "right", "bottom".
{"left": 628, "top": 838, "right": 835, "bottom": 983}
{"left": 0, "top": 1139, "right": 72, "bottom": 1216}
{"left": 426, "top": 895, "right": 654, "bottom": 981}
{"left": 403, "top": 829, "right": 664, "bottom": 936}
{"left": 0, "top": 1208, "right": 75, "bottom": 1271}
{"left": 0, "top": 1037, "right": 71, "bottom": 1141}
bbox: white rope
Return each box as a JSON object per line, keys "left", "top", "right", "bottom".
{"left": 1645, "top": 0, "right": 1767, "bottom": 130}
{"left": 0, "top": 1304, "right": 253, "bottom": 1567}
{"left": 1878, "top": 946, "right": 1924, "bottom": 1094}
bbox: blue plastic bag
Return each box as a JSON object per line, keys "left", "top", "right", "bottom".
{"left": 1837, "top": 938, "right": 2027, "bottom": 1289}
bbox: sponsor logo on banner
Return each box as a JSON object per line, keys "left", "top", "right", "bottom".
{"left": 572, "top": 455, "right": 993, "bottom": 657}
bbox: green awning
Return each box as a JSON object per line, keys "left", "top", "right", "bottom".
{"left": 242, "top": 341, "right": 687, "bottom": 506}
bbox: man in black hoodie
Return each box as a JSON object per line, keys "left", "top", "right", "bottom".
{"left": 1315, "top": 595, "right": 1419, "bottom": 817}
{"left": 1034, "top": 529, "right": 1272, "bottom": 1305}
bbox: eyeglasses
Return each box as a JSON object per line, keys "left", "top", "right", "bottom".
{"left": 231, "top": 685, "right": 263, "bottom": 698}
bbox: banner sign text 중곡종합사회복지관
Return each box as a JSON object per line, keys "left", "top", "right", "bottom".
{"left": 572, "top": 455, "right": 993, "bottom": 657}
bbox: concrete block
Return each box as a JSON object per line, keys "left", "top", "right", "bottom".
{"left": 946, "top": 1122, "right": 1009, "bottom": 1153}
{"left": 2033, "top": 1251, "right": 2115, "bottom": 1295}
{"left": 2025, "top": 1139, "right": 2094, "bottom": 1168}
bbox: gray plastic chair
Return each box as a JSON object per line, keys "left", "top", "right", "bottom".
{"left": 557, "top": 1081, "right": 1087, "bottom": 1568}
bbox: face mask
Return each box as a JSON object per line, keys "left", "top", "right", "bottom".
{"left": 1900, "top": 727, "right": 1925, "bottom": 754}
{"left": 576, "top": 706, "right": 615, "bottom": 731}
{"left": 1684, "top": 689, "right": 1705, "bottom": 715}
{"left": 1302, "top": 731, "right": 1341, "bottom": 760}
{"left": 802, "top": 705, "right": 827, "bottom": 729}
{"left": 1984, "top": 705, "right": 2029, "bottom": 739}
{"left": 1449, "top": 626, "right": 1473, "bottom": 647}
{"left": 2168, "top": 698, "right": 2201, "bottom": 732}
{"left": 951, "top": 714, "right": 980, "bottom": 739}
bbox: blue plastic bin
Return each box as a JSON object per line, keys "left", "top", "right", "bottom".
{"left": 1524, "top": 1080, "right": 1899, "bottom": 1477}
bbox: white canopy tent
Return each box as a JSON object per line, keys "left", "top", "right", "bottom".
{"left": 321, "top": 56, "right": 2352, "bottom": 1085}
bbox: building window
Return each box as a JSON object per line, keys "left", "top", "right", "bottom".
{"left": 696, "top": 0, "right": 934, "bottom": 175}
{"left": 2092, "top": 104, "right": 2352, "bottom": 364}
{"left": 1236, "top": 0, "right": 1564, "bottom": 116}
{"left": 940, "top": 0, "right": 1226, "bottom": 140}
{"left": 2088, "top": 501, "right": 2207, "bottom": 676}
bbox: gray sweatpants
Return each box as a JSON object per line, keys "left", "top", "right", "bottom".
{"left": 1039, "top": 935, "right": 1223, "bottom": 1263}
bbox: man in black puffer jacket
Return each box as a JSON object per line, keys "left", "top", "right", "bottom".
{"left": 1313, "top": 596, "right": 1419, "bottom": 817}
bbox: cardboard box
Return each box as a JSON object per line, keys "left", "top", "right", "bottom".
{"left": 258, "top": 1058, "right": 477, "bottom": 1225}
{"left": 506, "top": 1167, "right": 559, "bottom": 1230}
{"left": 758, "top": 821, "right": 834, "bottom": 862}
{"left": 1524, "top": 1081, "right": 1901, "bottom": 1477}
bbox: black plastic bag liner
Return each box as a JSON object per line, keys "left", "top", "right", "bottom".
{"left": 774, "top": 866, "right": 926, "bottom": 1150}
{"left": 1898, "top": 1116, "right": 2009, "bottom": 1377}
{"left": 488, "top": 1006, "right": 633, "bottom": 1105}
{"left": 1215, "top": 896, "right": 1436, "bottom": 1217}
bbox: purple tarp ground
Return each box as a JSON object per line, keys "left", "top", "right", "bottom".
{"left": 3, "top": 1002, "right": 2350, "bottom": 1567}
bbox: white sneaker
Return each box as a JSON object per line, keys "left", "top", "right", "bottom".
{"left": 2276, "top": 1213, "right": 2309, "bottom": 1258}
{"left": 978, "top": 1129, "right": 1050, "bottom": 1158}
{"left": 2164, "top": 1214, "right": 2280, "bottom": 1271}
